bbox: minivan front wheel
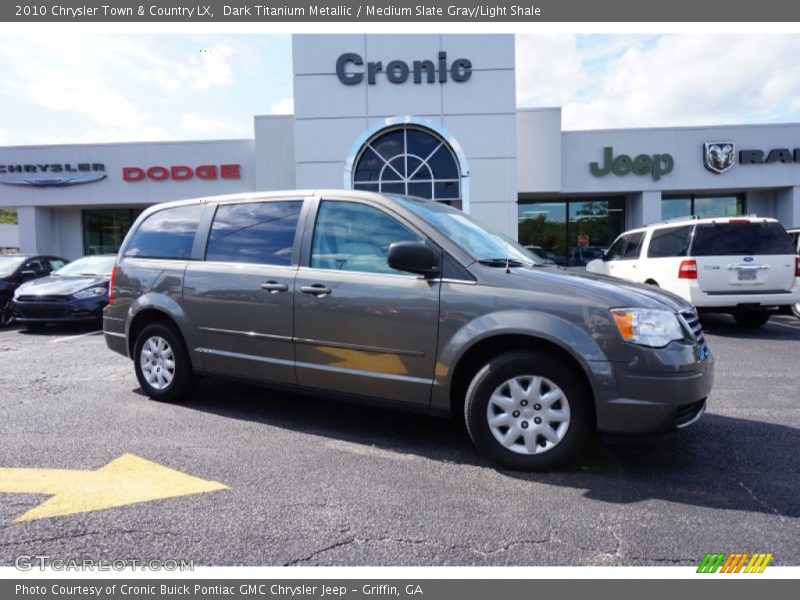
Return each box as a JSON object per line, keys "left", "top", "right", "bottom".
{"left": 464, "top": 350, "right": 591, "bottom": 470}
{"left": 134, "top": 323, "right": 195, "bottom": 402}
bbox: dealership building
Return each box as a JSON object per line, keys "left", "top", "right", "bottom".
{"left": 1, "top": 34, "right": 800, "bottom": 265}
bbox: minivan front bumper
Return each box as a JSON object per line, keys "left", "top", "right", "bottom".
{"left": 591, "top": 341, "right": 715, "bottom": 435}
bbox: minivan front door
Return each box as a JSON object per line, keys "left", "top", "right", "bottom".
{"left": 182, "top": 200, "right": 304, "bottom": 385}
{"left": 293, "top": 199, "right": 440, "bottom": 406}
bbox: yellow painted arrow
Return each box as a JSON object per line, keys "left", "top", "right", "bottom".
{"left": 0, "top": 453, "right": 228, "bottom": 522}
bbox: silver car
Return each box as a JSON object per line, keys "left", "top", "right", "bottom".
{"left": 103, "top": 190, "right": 714, "bottom": 470}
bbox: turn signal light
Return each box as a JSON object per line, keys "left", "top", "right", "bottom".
{"left": 795, "top": 257, "right": 800, "bottom": 278}
{"left": 108, "top": 264, "right": 119, "bottom": 305}
{"left": 678, "top": 259, "right": 698, "bottom": 280}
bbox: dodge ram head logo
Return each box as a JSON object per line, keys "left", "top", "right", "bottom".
{"left": 704, "top": 142, "right": 735, "bottom": 174}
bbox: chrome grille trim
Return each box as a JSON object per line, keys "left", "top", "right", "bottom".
{"left": 679, "top": 309, "right": 706, "bottom": 347}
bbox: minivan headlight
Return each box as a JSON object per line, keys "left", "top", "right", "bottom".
{"left": 73, "top": 286, "right": 107, "bottom": 300}
{"left": 610, "top": 308, "right": 684, "bottom": 348}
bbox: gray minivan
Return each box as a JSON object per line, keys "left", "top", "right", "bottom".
{"left": 104, "top": 190, "right": 714, "bottom": 470}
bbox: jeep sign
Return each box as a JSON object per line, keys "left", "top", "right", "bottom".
{"left": 590, "top": 147, "right": 674, "bottom": 181}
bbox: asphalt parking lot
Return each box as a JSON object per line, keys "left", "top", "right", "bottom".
{"left": 0, "top": 314, "right": 798, "bottom": 566}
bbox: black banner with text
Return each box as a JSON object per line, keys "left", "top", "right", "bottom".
{"left": 3, "top": 0, "right": 800, "bottom": 22}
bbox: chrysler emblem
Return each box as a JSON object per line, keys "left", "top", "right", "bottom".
{"left": 704, "top": 142, "right": 735, "bottom": 174}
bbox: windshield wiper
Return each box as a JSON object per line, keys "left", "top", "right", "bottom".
{"left": 477, "top": 258, "right": 532, "bottom": 268}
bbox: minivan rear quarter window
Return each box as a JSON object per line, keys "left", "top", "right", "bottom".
{"left": 691, "top": 222, "right": 795, "bottom": 256}
{"left": 125, "top": 205, "right": 204, "bottom": 259}
{"left": 647, "top": 225, "right": 692, "bottom": 258}
{"left": 206, "top": 201, "right": 302, "bottom": 266}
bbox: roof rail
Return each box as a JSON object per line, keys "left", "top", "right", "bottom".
{"left": 655, "top": 214, "right": 699, "bottom": 225}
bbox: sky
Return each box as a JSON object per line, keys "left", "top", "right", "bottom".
{"left": 2, "top": 33, "right": 800, "bottom": 146}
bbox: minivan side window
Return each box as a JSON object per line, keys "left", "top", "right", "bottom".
{"left": 206, "top": 201, "right": 302, "bottom": 266}
{"left": 605, "top": 235, "right": 627, "bottom": 260}
{"left": 647, "top": 226, "right": 693, "bottom": 258}
{"left": 125, "top": 205, "right": 204, "bottom": 259}
{"left": 311, "top": 201, "right": 422, "bottom": 274}
{"left": 621, "top": 232, "right": 645, "bottom": 260}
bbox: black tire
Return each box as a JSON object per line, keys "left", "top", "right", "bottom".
{"left": 133, "top": 322, "right": 196, "bottom": 402}
{"left": 0, "top": 297, "right": 13, "bottom": 327}
{"left": 792, "top": 302, "right": 800, "bottom": 321}
{"left": 464, "top": 350, "right": 591, "bottom": 470}
{"left": 733, "top": 309, "right": 771, "bottom": 328}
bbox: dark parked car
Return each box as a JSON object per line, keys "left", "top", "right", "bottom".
{"left": 13, "top": 255, "right": 116, "bottom": 330}
{"left": 0, "top": 254, "right": 68, "bottom": 326}
{"left": 104, "top": 191, "right": 713, "bottom": 470}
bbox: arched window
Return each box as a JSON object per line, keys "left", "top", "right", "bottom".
{"left": 352, "top": 126, "right": 461, "bottom": 207}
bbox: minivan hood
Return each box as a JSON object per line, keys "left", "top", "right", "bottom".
{"left": 476, "top": 264, "right": 693, "bottom": 313}
{"left": 17, "top": 275, "right": 109, "bottom": 296}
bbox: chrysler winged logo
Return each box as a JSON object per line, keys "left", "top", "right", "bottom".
{"left": 704, "top": 142, "right": 735, "bottom": 174}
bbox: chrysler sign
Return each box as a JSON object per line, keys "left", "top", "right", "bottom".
{"left": 0, "top": 162, "right": 106, "bottom": 187}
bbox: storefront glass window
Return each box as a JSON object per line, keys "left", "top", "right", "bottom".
{"left": 518, "top": 197, "right": 625, "bottom": 266}
{"left": 694, "top": 195, "right": 743, "bottom": 218}
{"left": 517, "top": 202, "right": 567, "bottom": 265}
{"left": 661, "top": 197, "right": 692, "bottom": 220}
{"left": 82, "top": 209, "right": 144, "bottom": 256}
{"left": 662, "top": 194, "right": 744, "bottom": 220}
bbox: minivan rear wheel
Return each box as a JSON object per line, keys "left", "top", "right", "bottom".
{"left": 733, "top": 309, "right": 771, "bottom": 328}
{"left": 464, "top": 350, "right": 591, "bottom": 470}
{"left": 791, "top": 302, "right": 800, "bottom": 321}
{"left": 134, "top": 322, "right": 196, "bottom": 402}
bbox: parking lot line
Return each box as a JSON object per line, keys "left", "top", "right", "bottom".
{"left": 46, "top": 330, "right": 103, "bottom": 343}
{"left": 769, "top": 321, "right": 800, "bottom": 330}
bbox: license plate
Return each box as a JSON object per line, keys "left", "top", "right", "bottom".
{"left": 738, "top": 270, "right": 757, "bottom": 281}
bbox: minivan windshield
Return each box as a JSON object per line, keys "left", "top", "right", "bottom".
{"left": 53, "top": 256, "right": 116, "bottom": 277}
{"left": 394, "top": 197, "right": 542, "bottom": 266}
{"left": 692, "top": 222, "right": 796, "bottom": 256}
{"left": 0, "top": 256, "right": 25, "bottom": 277}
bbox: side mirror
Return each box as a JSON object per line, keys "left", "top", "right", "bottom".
{"left": 20, "top": 270, "right": 38, "bottom": 281}
{"left": 602, "top": 252, "right": 612, "bottom": 262}
{"left": 387, "top": 242, "right": 440, "bottom": 277}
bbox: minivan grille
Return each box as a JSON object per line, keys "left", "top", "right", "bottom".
{"left": 681, "top": 309, "right": 706, "bottom": 347}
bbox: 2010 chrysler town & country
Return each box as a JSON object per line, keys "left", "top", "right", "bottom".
{"left": 104, "top": 190, "right": 714, "bottom": 470}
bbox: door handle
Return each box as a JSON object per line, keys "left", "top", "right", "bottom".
{"left": 260, "top": 281, "right": 289, "bottom": 293}
{"left": 300, "top": 284, "right": 331, "bottom": 297}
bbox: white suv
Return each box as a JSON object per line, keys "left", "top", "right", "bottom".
{"left": 587, "top": 216, "right": 800, "bottom": 327}
{"left": 789, "top": 228, "right": 800, "bottom": 319}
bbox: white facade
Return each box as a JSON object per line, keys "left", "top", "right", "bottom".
{"left": 0, "top": 33, "right": 799, "bottom": 260}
